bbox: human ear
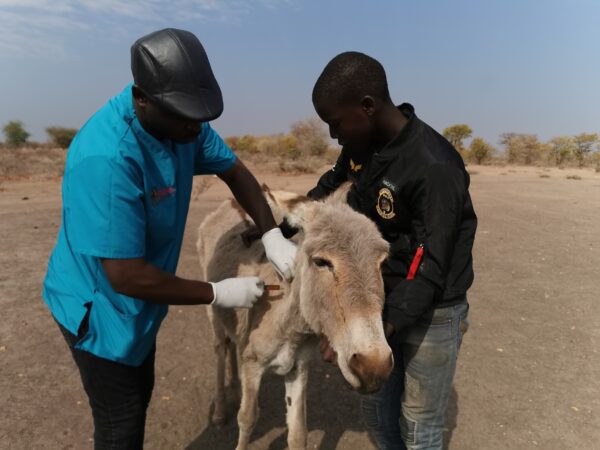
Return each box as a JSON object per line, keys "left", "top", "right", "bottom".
{"left": 360, "top": 96, "right": 376, "bottom": 116}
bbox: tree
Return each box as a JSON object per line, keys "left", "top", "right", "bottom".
{"left": 499, "top": 133, "right": 518, "bottom": 163}
{"left": 572, "top": 133, "right": 598, "bottom": 167}
{"left": 443, "top": 124, "right": 473, "bottom": 152}
{"left": 469, "top": 137, "right": 494, "bottom": 164}
{"left": 498, "top": 132, "right": 517, "bottom": 147}
{"left": 548, "top": 136, "right": 575, "bottom": 167}
{"left": 2, "top": 121, "right": 30, "bottom": 147}
{"left": 46, "top": 126, "right": 78, "bottom": 149}
{"left": 500, "top": 133, "right": 541, "bottom": 165}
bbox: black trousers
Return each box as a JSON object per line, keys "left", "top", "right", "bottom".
{"left": 56, "top": 318, "right": 156, "bottom": 450}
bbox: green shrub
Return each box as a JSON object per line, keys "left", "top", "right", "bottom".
{"left": 2, "top": 121, "right": 30, "bottom": 148}
{"left": 46, "top": 126, "right": 78, "bottom": 148}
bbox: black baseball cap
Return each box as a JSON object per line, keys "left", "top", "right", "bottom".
{"left": 131, "top": 28, "right": 223, "bottom": 122}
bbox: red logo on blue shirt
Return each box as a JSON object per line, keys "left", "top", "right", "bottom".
{"left": 151, "top": 186, "right": 176, "bottom": 204}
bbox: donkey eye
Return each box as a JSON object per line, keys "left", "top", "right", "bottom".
{"left": 312, "top": 257, "right": 333, "bottom": 269}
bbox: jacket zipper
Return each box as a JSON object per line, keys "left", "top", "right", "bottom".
{"left": 406, "top": 244, "right": 424, "bottom": 280}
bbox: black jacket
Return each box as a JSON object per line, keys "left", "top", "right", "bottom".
{"left": 306, "top": 104, "right": 477, "bottom": 332}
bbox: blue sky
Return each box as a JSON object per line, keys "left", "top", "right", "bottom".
{"left": 1, "top": 0, "right": 599, "bottom": 147}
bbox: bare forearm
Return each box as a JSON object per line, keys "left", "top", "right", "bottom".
{"left": 219, "top": 160, "right": 277, "bottom": 234}
{"left": 232, "top": 178, "right": 276, "bottom": 233}
{"left": 101, "top": 258, "right": 214, "bottom": 305}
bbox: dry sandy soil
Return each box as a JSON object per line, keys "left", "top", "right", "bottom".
{"left": 1, "top": 164, "right": 599, "bottom": 449}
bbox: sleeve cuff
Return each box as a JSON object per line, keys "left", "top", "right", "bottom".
{"left": 279, "top": 218, "right": 300, "bottom": 238}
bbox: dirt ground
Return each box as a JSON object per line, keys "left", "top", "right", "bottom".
{"left": 1, "top": 164, "right": 599, "bottom": 449}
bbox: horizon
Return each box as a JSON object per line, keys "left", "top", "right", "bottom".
{"left": 1, "top": 0, "right": 599, "bottom": 147}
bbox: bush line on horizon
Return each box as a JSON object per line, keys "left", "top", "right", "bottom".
{"left": 2, "top": 120, "right": 600, "bottom": 173}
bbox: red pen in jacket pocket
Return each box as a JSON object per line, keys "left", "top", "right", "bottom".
{"left": 406, "top": 244, "right": 424, "bottom": 280}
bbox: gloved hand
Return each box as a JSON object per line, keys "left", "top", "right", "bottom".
{"left": 210, "top": 277, "right": 265, "bottom": 308}
{"left": 261, "top": 227, "right": 297, "bottom": 281}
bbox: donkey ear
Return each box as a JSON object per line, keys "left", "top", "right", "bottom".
{"left": 262, "top": 184, "right": 318, "bottom": 229}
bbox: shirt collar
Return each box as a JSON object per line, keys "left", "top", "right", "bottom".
{"left": 119, "top": 82, "right": 174, "bottom": 154}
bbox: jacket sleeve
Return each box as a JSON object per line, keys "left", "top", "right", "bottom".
{"left": 306, "top": 151, "right": 349, "bottom": 200}
{"left": 384, "top": 164, "right": 467, "bottom": 332}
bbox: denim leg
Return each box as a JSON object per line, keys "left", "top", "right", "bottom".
{"left": 56, "top": 320, "right": 156, "bottom": 450}
{"left": 399, "top": 302, "right": 469, "bottom": 450}
{"left": 361, "top": 336, "right": 407, "bottom": 450}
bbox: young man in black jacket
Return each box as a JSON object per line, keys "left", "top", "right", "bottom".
{"left": 309, "top": 52, "right": 477, "bottom": 450}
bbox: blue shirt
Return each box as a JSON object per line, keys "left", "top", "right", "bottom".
{"left": 42, "top": 83, "right": 237, "bottom": 366}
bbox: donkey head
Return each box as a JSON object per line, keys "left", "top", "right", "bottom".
{"left": 265, "top": 184, "right": 393, "bottom": 394}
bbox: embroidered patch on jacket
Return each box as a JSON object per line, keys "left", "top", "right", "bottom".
{"left": 376, "top": 187, "right": 396, "bottom": 219}
{"left": 349, "top": 158, "right": 363, "bottom": 173}
{"left": 151, "top": 186, "right": 176, "bottom": 204}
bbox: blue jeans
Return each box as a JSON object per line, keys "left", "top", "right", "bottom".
{"left": 361, "top": 301, "right": 469, "bottom": 450}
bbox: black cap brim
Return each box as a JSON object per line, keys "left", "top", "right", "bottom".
{"left": 157, "top": 85, "right": 223, "bottom": 122}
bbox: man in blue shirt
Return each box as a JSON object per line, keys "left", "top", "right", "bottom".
{"left": 42, "top": 28, "right": 296, "bottom": 449}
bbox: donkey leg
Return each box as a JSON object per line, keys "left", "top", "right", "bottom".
{"left": 208, "top": 312, "right": 229, "bottom": 426}
{"left": 284, "top": 360, "right": 309, "bottom": 450}
{"left": 228, "top": 339, "right": 240, "bottom": 395}
{"left": 235, "top": 360, "right": 264, "bottom": 450}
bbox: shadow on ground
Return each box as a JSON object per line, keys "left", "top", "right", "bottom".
{"left": 185, "top": 359, "right": 460, "bottom": 450}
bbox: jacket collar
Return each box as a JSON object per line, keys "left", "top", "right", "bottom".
{"left": 356, "top": 103, "right": 421, "bottom": 186}
{"left": 374, "top": 103, "right": 420, "bottom": 162}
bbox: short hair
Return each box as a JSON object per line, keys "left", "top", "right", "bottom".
{"left": 312, "top": 52, "right": 391, "bottom": 106}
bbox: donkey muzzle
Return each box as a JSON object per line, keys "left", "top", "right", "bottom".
{"left": 348, "top": 350, "right": 394, "bottom": 394}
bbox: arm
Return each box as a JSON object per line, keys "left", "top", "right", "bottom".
{"left": 66, "top": 150, "right": 262, "bottom": 309}
{"left": 307, "top": 151, "right": 349, "bottom": 200}
{"left": 218, "top": 159, "right": 277, "bottom": 234}
{"left": 384, "top": 164, "right": 467, "bottom": 333}
{"left": 101, "top": 158, "right": 266, "bottom": 306}
{"left": 219, "top": 158, "right": 297, "bottom": 280}
{"left": 101, "top": 258, "right": 263, "bottom": 308}
{"left": 101, "top": 258, "right": 213, "bottom": 305}
{"left": 196, "top": 124, "right": 296, "bottom": 280}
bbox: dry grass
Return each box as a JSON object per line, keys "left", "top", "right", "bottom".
{"left": 191, "top": 176, "right": 217, "bottom": 200}
{"left": 0, "top": 144, "right": 337, "bottom": 180}
{"left": 235, "top": 147, "right": 338, "bottom": 174}
{"left": 0, "top": 146, "right": 66, "bottom": 180}
{"left": 2, "top": 144, "right": 598, "bottom": 181}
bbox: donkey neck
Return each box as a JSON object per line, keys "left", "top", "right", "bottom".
{"left": 269, "top": 276, "right": 312, "bottom": 338}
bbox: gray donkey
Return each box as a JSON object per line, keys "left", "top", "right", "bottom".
{"left": 196, "top": 184, "right": 393, "bottom": 450}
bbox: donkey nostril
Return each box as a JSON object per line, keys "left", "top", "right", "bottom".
{"left": 348, "top": 353, "right": 363, "bottom": 375}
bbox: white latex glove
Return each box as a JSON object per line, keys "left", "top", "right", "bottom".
{"left": 261, "top": 227, "right": 297, "bottom": 281}
{"left": 210, "top": 277, "right": 264, "bottom": 308}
